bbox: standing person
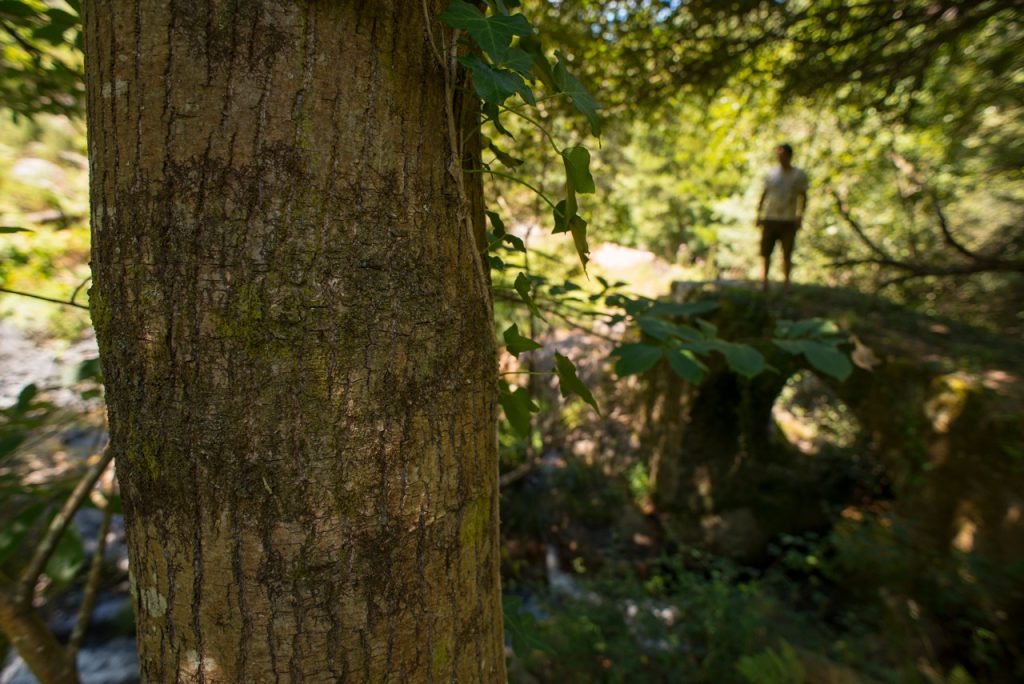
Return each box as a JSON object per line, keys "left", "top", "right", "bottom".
{"left": 755, "top": 143, "right": 809, "bottom": 291}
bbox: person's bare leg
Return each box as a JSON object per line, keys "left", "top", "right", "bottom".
{"left": 782, "top": 232, "right": 795, "bottom": 292}
{"left": 761, "top": 256, "right": 770, "bottom": 291}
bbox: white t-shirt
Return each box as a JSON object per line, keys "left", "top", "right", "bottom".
{"left": 761, "top": 167, "right": 809, "bottom": 221}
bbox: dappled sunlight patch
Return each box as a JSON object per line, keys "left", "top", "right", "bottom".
{"left": 772, "top": 371, "right": 861, "bottom": 455}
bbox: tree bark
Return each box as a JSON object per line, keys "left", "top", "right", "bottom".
{"left": 83, "top": 2, "right": 505, "bottom": 681}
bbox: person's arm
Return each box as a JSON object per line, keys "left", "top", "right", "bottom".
{"left": 755, "top": 187, "right": 767, "bottom": 226}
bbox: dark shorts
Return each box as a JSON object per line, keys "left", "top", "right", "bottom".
{"left": 760, "top": 220, "right": 799, "bottom": 259}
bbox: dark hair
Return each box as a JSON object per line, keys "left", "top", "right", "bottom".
{"left": 778, "top": 143, "right": 793, "bottom": 155}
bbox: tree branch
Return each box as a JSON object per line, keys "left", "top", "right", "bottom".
{"left": 68, "top": 493, "right": 114, "bottom": 659}
{"left": 0, "top": 286, "right": 90, "bottom": 310}
{"left": 17, "top": 448, "right": 114, "bottom": 608}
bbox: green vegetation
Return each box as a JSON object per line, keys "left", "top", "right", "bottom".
{"left": 1, "top": 0, "right": 1022, "bottom": 682}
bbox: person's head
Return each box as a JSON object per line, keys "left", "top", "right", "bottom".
{"left": 776, "top": 143, "right": 794, "bottom": 167}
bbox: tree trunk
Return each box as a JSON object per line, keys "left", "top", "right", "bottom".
{"left": 82, "top": 2, "right": 505, "bottom": 681}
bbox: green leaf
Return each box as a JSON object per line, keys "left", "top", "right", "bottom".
{"left": 489, "top": 143, "right": 524, "bottom": 168}
{"left": 552, "top": 198, "right": 575, "bottom": 234}
{"left": 499, "top": 46, "right": 535, "bottom": 79}
{"left": 0, "top": 502, "right": 47, "bottom": 565}
{"left": 775, "top": 318, "right": 840, "bottom": 339}
{"left": 636, "top": 316, "right": 704, "bottom": 343}
{"left": 611, "top": 343, "right": 663, "bottom": 376}
{"left": 773, "top": 340, "right": 853, "bottom": 381}
{"left": 696, "top": 318, "right": 718, "bottom": 337}
{"left": 70, "top": 357, "right": 103, "bottom": 383}
{"left": 460, "top": 54, "right": 535, "bottom": 106}
{"left": 688, "top": 341, "right": 765, "bottom": 378}
{"left": 717, "top": 343, "right": 765, "bottom": 378}
{"left": 666, "top": 348, "right": 707, "bottom": 382}
{"left": 482, "top": 102, "right": 515, "bottom": 138}
{"left": 561, "top": 145, "right": 595, "bottom": 194}
{"left": 568, "top": 214, "right": 590, "bottom": 271}
{"left": 647, "top": 300, "right": 719, "bottom": 318}
{"left": 636, "top": 315, "right": 677, "bottom": 341}
{"left": 45, "top": 524, "right": 84, "bottom": 586}
{"left": 503, "top": 323, "right": 542, "bottom": 356}
{"left": 486, "top": 211, "right": 506, "bottom": 237}
{"left": 804, "top": 344, "right": 853, "bottom": 381}
{"left": 0, "top": 226, "right": 33, "bottom": 234}
{"left": 0, "top": 1, "right": 37, "bottom": 19}
{"left": 499, "top": 381, "right": 539, "bottom": 437}
{"left": 554, "top": 352, "right": 599, "bottom": 413}
{"left": 606, "top": 294, "right": 653, "bottom": 316}
{"left": 514, "top": 272, "right": 542, "bottom": 318}
{"left": 502, "top": 233, "right": 526, "bottom": 252}
{"left": 553, "top": 51, "right": 601, "bottom": 135}
{"left": 440, "top": 0, "right": 532, "bottom": 63}
{"left": 15, "top": 383, "right": 38, "bottom": 411}
{"left": 518, "top": 35, "right": 557, "bottom": 90}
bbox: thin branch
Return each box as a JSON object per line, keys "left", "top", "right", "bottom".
{"left": 494, "top": 290, "right": 618, "bottom": 343}
{"left": 466, "top": 169, "right": 557, "bottom": 209}
{"left": 0, "top": 286, "right": 90, "bottom": 310}
{"left": 17, "top": 447, "right": 114, "bottom": 608}
{"left": 830, "top": 187, "right": 890, "bottom": 260}
{"left": 499, "top": 458, "right": 540, "bottom": 488}
{"left": 68, "top": 495, "right": 113, "bottom": 658}
{"left": 70, "top": 277, "right": 92, "bottom": 308}
{"left": 497, "top": 104, "right": 562, "bottom": 155}
{"left": 928, "top": 188, "right": 981, "bottom": 262}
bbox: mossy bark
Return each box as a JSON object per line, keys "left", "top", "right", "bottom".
{"left": 83, "top": 2, "right": 505, "bottom": 681}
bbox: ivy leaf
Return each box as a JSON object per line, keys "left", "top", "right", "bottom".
{"left": 0, "top": 226, "right": 32, "bottom": 234}
{"left": 499, "top": 46, "right": 535, "bottom": 79}
{"left": 502, "top": 233, "right": 526, "bottom": 252}
{"left": 666, "top": 347, "right": 707, "bottom": 382}
{"left": 553, "top": 51, "right": 601, "bottom": 135}
{"left": 611, "top": 343, "right": 662, "bottom": 377}
{"left": 441, "top": 0, "right": 532, "bottom": 63}
{"left": 460, "top": 54, "right": 535, "bottom": 106}
{"left": 514, "top": 272, "right": 542, "bottom": 318}
{"left": 486, "top": 211, "right": 506, "bottom": 237}
{"left": 551, "top": 197, "right": 590, "bottom": 270}
{"left": 499, "top": 381, "right": 539, "bottom": 437}
{"left": 552, "top": 198, "right": 574, "bottom": 234}
{"left": 518, "top": 35, "right": 557, "bottom": 91}
{"left": 489, "top": 142, "right": 524, "bottom": 168}
{"left": 483, "top": 101, "right": 515, "bottom": 138}
{"left": 561, "top": 145, "right": 595, "bottom": 194}
{"left": 488, "top": 255, "right": 506, "bottom": 270}
{"left": 503, "top": 323, "right": 542, "bottom": 357}
{"left": 554, "top": 352, "right": 599, "bottom": 413}
{"left": 568, "top": 214, "right": 590, "bottom": 271}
